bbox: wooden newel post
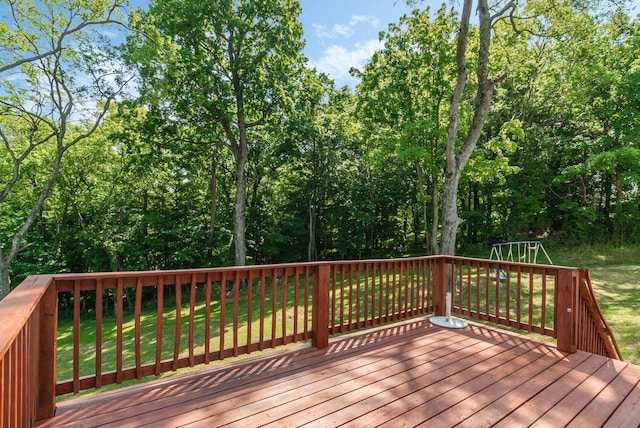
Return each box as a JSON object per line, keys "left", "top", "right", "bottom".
{"left": 312, "top": 263, "right": 330, "bottom": 349}
{"left": 36, "top": 280, "right": 58, "bottom": 420}
{"left": 556, "top": 268, "right": 578, "bottom": 354}
{"left": 433, "top": 258, "right": 448, "bottom": 317}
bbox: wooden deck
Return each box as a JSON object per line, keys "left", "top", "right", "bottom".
{"left": 38, "top": 317, "right": 640, "bottom": 428}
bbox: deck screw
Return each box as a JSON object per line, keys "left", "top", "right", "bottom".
{"left": 567, "top": 308, "right": 572, "bottom": 313}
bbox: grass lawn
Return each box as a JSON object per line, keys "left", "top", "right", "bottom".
{"left": 55, "top": 245, "right": 640, "bottom": 401}
{"left": 458, "top": 244, "right": 640, "bottom": 365}
{"left": 551, "top": 245, "right": 640, "bottom": 365}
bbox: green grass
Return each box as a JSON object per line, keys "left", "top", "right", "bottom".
{"left": 461, "top": 244, "right": 640, "bottom": 365}
{"left": 56, "top": 277, "right": 314, "bottom": 401}
{"left": 56, "top": 246, "right": 640, "bottom": 402}
{"left": 550, "top": 245, "right": 640, "bottom": 365}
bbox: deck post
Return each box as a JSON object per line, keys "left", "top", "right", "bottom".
{"left": 555, "top": 268, "right": 578, "bottom": 354}
{"left": 312, "top": 263, "right": 330, "bottom": 349}
{"left": 432, "top": 258, "right": 447, "bottom": 317}
{"left": 36, "top": 279, "right": 58, "bottom": 420}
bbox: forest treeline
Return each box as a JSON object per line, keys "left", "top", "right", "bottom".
{"left": 1, "top": 0, "right": 639, "bottom": 295}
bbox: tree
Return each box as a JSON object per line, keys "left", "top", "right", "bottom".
{"left": 128, "top": 0, "right": 305, "bottom": 266}
{"left": 355, "top": 6, "right": 459, "bottom": 254}
{"left": 438, "top": 0, "right": 517, "bottom": 255}
{"left": 0, "top": 0, "right": 132, "bottom": 299}
{"left": 485, "top": 3, "right": 640, "bottom": 244}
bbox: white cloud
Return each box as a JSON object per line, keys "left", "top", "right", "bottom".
{"left": 349, "top": 15, "right": 381, "bottom": 28}
{"left": 313, "top": 15, "right": 381, "bottom": 41}
{"left": 333, "top": 24, "right": 353, "bottom": 37}
{"left": 310, "top": 38, "right": 383, "bottom": 87}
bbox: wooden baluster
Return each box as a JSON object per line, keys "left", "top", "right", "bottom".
{"left": 304, "top": 266, "right": 310, "bottom": 339}
{"left": 219, "top": 272, "right": 226, "bottom": 360}
{"left": 173, "top": 275, "right": 182, "bottom": 371}
{"left": 457, "top": 260, "right": 463, "bottom": 314}
{"left": 247, "top": 270, "right": 254, "bottom": 352}
{"left": 541, "top": 273, "right": 547, "bottom": 332}
{"left": 494, "top": 263, "right": 500, "bottom": 322}
{"left": 204, "top": 273, "right": 212, "bottom": 364}
{"left": 355, "top": 265, "right": 361, "bottom": 326}
{"left": 259, "top": 270, "right": 266, "bottom": 350}
{"left": 466, "top": 262, "right": 472, "bottom": 317}
{"left": 233, "top": 272, "right": 239, "bottom": 356}
{"left": 155, "top": 276, "right": 164, "bottom": 375}
{"left": 475, "top": 264, "right": 480, "bottom": 318}
{"left": 73, "top": 280, "right": 80, "bottom": 393}
{"left": 189, "top": 274, "right": 196, "bottom": 367}
{"left": 364, "top": 263, "right": 370, "bottom": 327}
{"left": 95, "top": 279, "right": 103, "bottom": 388}
{"left": 505, "top": 264, "right": 511, "bottom": 323}
{"left": 516, "top": 266, "right": 522, "bottom": 328}
{"left": 135, "top": 277, "right": 143, "bottom": 379}
{"left": 281, "top": 270, "right": 288, "bottom": 343}
{"left": 270, "top": 269, "right": 276, "bottom": 348}
{"left": 293, "top": 268, "right": 299, "bottom": 341}
{"left": 331, "top": 267, "right": 337, "bottom": 333}
{"left": 116, "top": 278, "right": 124, "bottom": 383}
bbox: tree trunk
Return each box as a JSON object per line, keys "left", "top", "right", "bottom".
{"left": 233, "top": 144, "right": 248, "bottom": 266}
{"left": 308, "top": 200, "right": 318, "bottom": 261}
{"left": 431, "top": 175, "right": 440, "bottom": 255}
{"left": 440, "top": 0, "right": 472, "bottom": 256}
{"left": 441, "top": 173, "right": 463, "bottom": 255}
{"left": 415, "top": 161, "right": 429, "bottom": 250}
{"left": 0, "top": 146, "right": 66, "bottom": 300}
{"left": 440, "top": 0, "right": 504, "bottom": 255}
{"left": 208, "top": 157, "right": 217, "bottom": 245}
{"left": 615, "top": 164, "right": 624, "bottom": 205}
{"left": 0, "top": 257, "right": 10, "bottom": 300}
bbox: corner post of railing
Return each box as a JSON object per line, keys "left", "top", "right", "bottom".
{"left": 312, "top": 263, "right": 330, "bottom": 349}
{"left": 556, "top": 268, "right": 578, "bottom": 354}
{"left": 433, "top": 257, "right": 448, "bottom": 317}
{"left": 36, "top": 277, "right": 58, "bottom": 420}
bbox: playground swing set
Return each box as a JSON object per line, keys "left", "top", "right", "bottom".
{"left": 490, "top": 240, "right": 552, "bottom": 280}
{"left": 489, "top": 240, "right": 553, "bottom": 265}
{"left": 431, "top": 240, "right": 552, "bottom": 330}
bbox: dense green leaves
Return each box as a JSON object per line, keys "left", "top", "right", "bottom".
{"left": 0, "top": 0, "right": 133, "bottom": 298}
{"left": 126, "top": 0, "right": 305, "bottom": 266}
{"left": 3, "top": 0, "right": 640, "bottom": 296}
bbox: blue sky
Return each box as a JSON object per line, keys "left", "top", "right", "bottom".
{"left": 126, "top": 0, "right": 640, "bottom": 88}
{"left": 300, "top": 0, "right": 448, "bottom": 87}
{"left": 299, "top": 0, "right": 640, "bottom": 88}
{"left": 299, "top": 0, "right": 431, "bottom": 88}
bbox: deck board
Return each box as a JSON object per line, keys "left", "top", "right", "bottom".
{"left": 38, "top": 317, "right": 640, "bottom": 427}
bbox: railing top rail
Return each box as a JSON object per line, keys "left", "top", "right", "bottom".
{"left": 49, "top": 257, "right": 445, "bottom": 282}
{"left": 438, "top": 255, "right": 577, "bottom": 271}
{"left": 48, "top": 255, "right": 579, "bottom": 282}
{"left": 0, "top": 274, "right": 53, "bottom": 358}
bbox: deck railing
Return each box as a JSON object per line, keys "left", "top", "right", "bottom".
{"left": 0, "top": 255, "right": 621, "bottom": 427}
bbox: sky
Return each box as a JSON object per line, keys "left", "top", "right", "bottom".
{"left": 299, "top": 0, "right": 430, "bottom": 88}
{"left": 299, "top": 0, "right": 640, "bottom": 88}
{"left": 124, "top": 0, "right": 640, "bottom": 90}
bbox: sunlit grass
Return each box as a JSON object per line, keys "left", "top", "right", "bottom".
{"left": 55, "top": 246, "right": 640, "bottom": 402}
{"left": 459, "top": 245, "right": 640, "bottom": 365}
{"left": 56, "top": 279, "right": 313, "bottom": 401}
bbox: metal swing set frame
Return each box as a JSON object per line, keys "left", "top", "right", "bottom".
{"left": 489, "top": 240, "right": 553, "bottom": 265}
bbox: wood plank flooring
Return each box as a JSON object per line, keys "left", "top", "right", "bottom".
{"left": 38, "top": 317, "right": 640, "bottom": 427}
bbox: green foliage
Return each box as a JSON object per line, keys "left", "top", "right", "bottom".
{"left": 0, "top": 0, "right": 133, "bottom": 296}
{"left": 5, "top": 1, "right": 640, "bottom": 290}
